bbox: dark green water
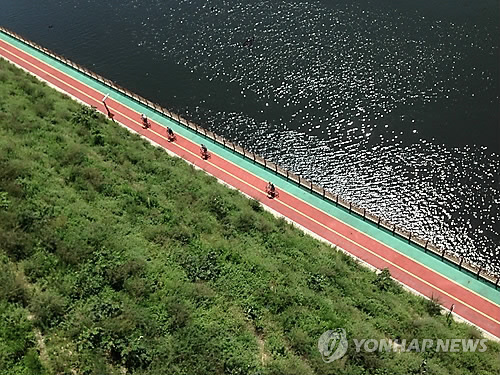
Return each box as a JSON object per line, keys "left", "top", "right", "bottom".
{"left": 1, "top": 0, "right": 499, "bottom": 272}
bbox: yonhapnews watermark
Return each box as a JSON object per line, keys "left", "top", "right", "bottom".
{"left": 318, "top": 329, "right": 488, "bottom": 362}
{"left": 318, "top": 329, "right": 348, "bottom": 362}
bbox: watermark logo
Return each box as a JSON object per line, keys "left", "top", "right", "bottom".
{"left": 319, "top": 329, "right": 488, "bottom": 362}
{"left": 318, "top": 328, "right": 348, "bottom": 362}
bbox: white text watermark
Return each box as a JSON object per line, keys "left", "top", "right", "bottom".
{"left": 318, "top": 329, "right": 488, "bottom": 362}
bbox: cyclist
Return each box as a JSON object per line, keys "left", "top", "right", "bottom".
{"left": 266, "top": 181, "right": 276, "bottom": 197}
{"left": 141, "top": 114, "right": 149, "bottom": 128}
{"left": 200, "top": 144, "right": 208, "bottom": 158}
{"left": 167, "top": 127, "right": 175, "bottom": 141}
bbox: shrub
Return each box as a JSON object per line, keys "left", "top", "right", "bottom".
{"left": 71, "top": 106, "right": 99, "bottom": 129}
{"left": 424, "top": 295, "right": 442, "bottom": 317}
{"left": 0, "top": 159, "right": 27, "bottom": 185}
{"left": 23, "top": 348, "right": 44, "bottom": 375}
{"left": 307, "top": 272, "right": 328, "bottom": 292}
{"left": 373, "top": 268, "right": 394, "bottom": 291}
{"left": 30, "top": 289, "right": 68, "bottom": 329}
{"left": 23, "top": 251, "right": 59, "bottom": 282}
{"left": 0, "top": 302, "right": 37, "bottom": 373}
{"left": 182, "top": 249, "right": 221, "bottom": 282}
{"left": 233, "top": 210, "right": 256, "bottom": 233}
{"left": 124, "top": 276, "right": 149, "bottom": 298}
{"left": 0, "top": 191, "right": 9, "bottom": 209}
{"left": 108, "top": 258, "right": 146, "bottom": 292}
{"left": 18, "top": 80, "right": 35, "bottom": 97}
{"left": 80, "top": 166, "right": 106, "bottom": 192}
{"left": 204, "top": 192, "right": 234, "bottom": 221}
{"left": 61, "top": 143, "right": 87, "bottom": 166}
{"left": 166, "top": 300, "right": 190, "bottom": 331}
{"left": 0, "top": 260, "right": 28, "bottom": 305}
{"left": 92, "top": 127, "right": 105, "bottom": 146}
{"left": 249, "top": 198, "right": 263, "bottom": 212}
{"left": 33, "top": 96, "right": 54, "bottom": 118}
{"left": 0, "top": 226, "right": 31, "bottom": 260}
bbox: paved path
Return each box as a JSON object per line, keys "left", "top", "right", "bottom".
{"left": 1, "top": 31, "right": 498, "bottom": 339}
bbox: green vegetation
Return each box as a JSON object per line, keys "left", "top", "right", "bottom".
{"left": 0, "top": 57, "right": 499, "bottom": 375}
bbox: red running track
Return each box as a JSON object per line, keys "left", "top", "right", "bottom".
{"left": 1, "top": 38, "right": 498, "bottom": 339}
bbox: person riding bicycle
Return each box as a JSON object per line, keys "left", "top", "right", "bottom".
{"left": 167, "top": 127, "right": 175, "bottom": 141}
{"left": 267, "top": 181, "right": 276, "bottom": 196}
{"left": 200, "top": 144, "right": 209, "bottom": 158}
{"left": 141, "top": 114, "right": 149, "bottom": 128}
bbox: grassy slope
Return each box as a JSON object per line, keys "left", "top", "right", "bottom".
{"left": 0, "top": 57, "right": 498, "bottom": 375}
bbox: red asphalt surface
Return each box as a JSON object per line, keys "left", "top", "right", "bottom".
{"left": 1, "top": 38, "right": 498, "bottom": 339}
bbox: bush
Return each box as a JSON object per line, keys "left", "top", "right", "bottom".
{"left": 182, "top": 247, "right": 221, "bottom": 282}
{"left": 24, "top": 251, "right": 59, "bottom": 282}
{"left": 172, "top": 224, "right": 195, "bottom": 244}
{"left": 166, "top": 300, "right": 190, "bottom": 331}
{"left": 307, "top": 272, "right": 328, "bottom": 292}
{"left": 373, "top": 268, "right": 394, "bottom": 291}
{"left": 108, "top": 258, "right": 146, "bottom": 291}
{"left": 233, "top": 210, "right": 256, "bottom": 233}
{"left": 424, "top": 295, "right": 442, "bottom": 317}
{"left": 249, "top": 198, "right": 263, "bottom": 212}
{"left": 0, "top": 260, "right": 28, "bottom": 305}
{"left": 33, "top": 96, "right": 54, "bottom": 118}
{"left": 23, "top": 348, "right": 45, "bottom": 375}
{"left": 0, "top": 226, "right": 31, "bottom": 260}
{"left": 0, "top": 191, "right": 10, "bottom": 209}
{"left": 204, "top": 192, "right": 234, "bottom": 221}
{"left": 71, "top": 106, "right": 99, "bottom": 129}
{"left": 60, "top": 143, "right": 87, "bottom": 167}
{"left": 18, "top": 80, "right": 35, "bottom": 97}
{"left": 30, "top": 289, "right": 68, "bottom": 329}
{"left": 0, "top": 159, "right": 28, "bottom": 185}
{"left": 0, "top": 302, "right": 37, "bottom": 373}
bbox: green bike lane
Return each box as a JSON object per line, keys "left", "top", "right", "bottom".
{"left": 1, "top": 30, "right": 498, "bottom": 309}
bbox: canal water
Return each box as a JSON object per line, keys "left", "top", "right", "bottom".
{"left": 1, "top": 0, "right": 499, "bottom": 273}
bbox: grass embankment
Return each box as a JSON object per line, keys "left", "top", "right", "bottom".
{"left": 0, "top": 57, "right": 498, "bottom": 375}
